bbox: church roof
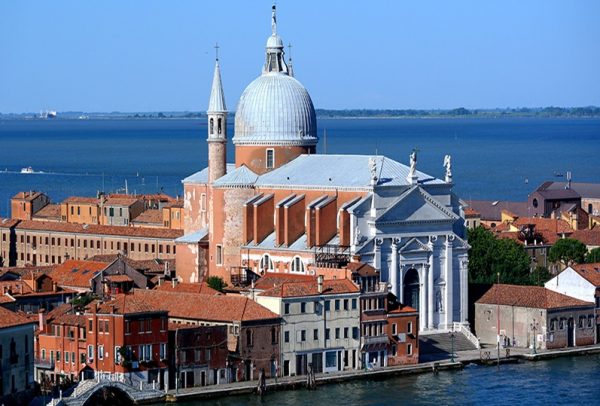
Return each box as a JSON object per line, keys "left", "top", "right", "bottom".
{"left": 255, "top": 155, "right": 444, "bottom": 190}
{"left": 212, "top": 165, "right": 259, "bottom": 187}
{"left": 182, "top": 164, "right": 236, "bottom": 185}
{"left": 175, "top": 227, "right": 209, "bottom": 244}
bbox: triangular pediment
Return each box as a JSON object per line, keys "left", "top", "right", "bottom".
{"left": 399, "top": 237, "right": 431, "bottom": 253}
{"left": 376, "top": 187, "right": 458, "bottom": 224}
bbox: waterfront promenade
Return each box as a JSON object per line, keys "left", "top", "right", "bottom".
{"left": 162, "top": 343, "right": 600, "bottom": 402}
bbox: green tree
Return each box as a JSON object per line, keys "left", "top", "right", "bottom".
{"left": 529, "top": 266, "right": 552, "bottom": 286}
{"left": 586, "top": 247, "right": 600, "bottom": 263}
{"left": 548, "top": 238, "right": 587, "bottom": 266}
{"left": 467, "top": 226, "right": 532, "bottom": 285}
{"left": 206, "top": 276, "right": 227, "bottom": 292}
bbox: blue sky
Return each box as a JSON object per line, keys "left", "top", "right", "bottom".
{"left": 1, "top": 1, "right": 599, "bottom": 113}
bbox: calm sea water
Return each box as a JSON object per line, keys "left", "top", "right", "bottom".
{"left": 159, "top": 355, "right": 600, "bottom": 406}
{"left": 0, "top": 118, "right": 599, "bottom": 217}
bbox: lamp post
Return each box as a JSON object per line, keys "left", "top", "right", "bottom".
{"left": 449, "top": 330, "right": 455, "bottom": 363}
{"left": 530, "top": 319, "right": 539, "bottom": 355}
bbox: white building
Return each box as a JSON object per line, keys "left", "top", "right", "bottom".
{"left": 255, "top": 277, "right": 361, "bottom": 376}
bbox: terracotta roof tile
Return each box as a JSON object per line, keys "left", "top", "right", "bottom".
{"left": 13, "top": 219, "right": 183, "bottom": 239}
{"left": 132, "top": 209, "right": 163, "bottom": 224}
{"left": 63, "top": 196, "right": 98, "bottom": 204}
{"left": 32, "top": 204, "right": 61, "bottom": 219}
{"left": 513, "top": 217, "right": 573, "bottom": 234}
{"left": 259, "top": 278, "right": 360, "bottom": 298}
{"left": 0, "top": 280, "right": 33, "bottom": 295}
{"left": 570, "top": 229, "right": 600, "bottom": 246}
{"left": 464, "top": 207, "right": 480, "bottom": 218}
{"left": 12, "top": 191, "right": 44, "bottom": 201}
{"left": 476, "top": 284, "right": 593, "bottom": 309}
{"left": 571, "top": 263, "right": 600, "bottom": 286}
{"left": 105, "top": 197, "right": 141, "bottom": 207}
{"left": 252, "top": 273, "right": 316, "bottom": 291}
{"left": 131, "top": 289, "right": 279, "bottom": 323}
{"left": 88, "top": 254, "right": 175, "bottom": 273}
{"left": 155, "top": 282, "right": 221, "bottom": 295}
{"left": 50, "top": 259, "right": 107, "bottom": 289}
{"left": 0, "top": 306, "right": 36, "bottom": 329}
{"left": 89, "top": 294, "right": 165, "bottom": 315}
{"left": 346, "top": 262, "right": 378, "bottom": 277}
{"left": 0, "top": 218, "right": 20, "bottom": 228}
{"left": 105, "top": 274, "right": 133, "bottom": 283}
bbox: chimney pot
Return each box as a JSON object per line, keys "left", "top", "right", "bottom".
{"left": 317, "top": 275, "right": 324, "bottom": 294}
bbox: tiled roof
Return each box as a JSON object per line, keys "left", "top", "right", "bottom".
{"left": 50, "top": 259, "right": 107, "bottom": 289}
{"left": 90, "top": 294, "right": 165, "bottom": 315}
{"left": 131, "top": 289, "right": 279, "bottom": 323}
{"left": 110, "top": 193, "right": 178, "bottom": 202}
{"left": 346, "top": 262, "right": 378, "bottom": 277}
{"left": 12, "top": 219, "right": 183, "bottom": 239}
{"left": 476, "top": 284, "right": 593, "bottom": 309}
{"left": 12, "top": 191, "right": 44, "bottom": 201}
{"left": 132, "top": 209, "right": 163, "bottom": 224}
{"left": 63, "top": 196, "right": 98, "bottom": 204}
{"left": 388, "top": 304, "right": 418, "bottom": 314}
{"left": 87, "top": 254, "right": 175, "bottom": 274}
{"left": 466, "top": 200, "right": 529, "bottom": 221}
{"left": 0, "top": 280, "right": 33, "bottom": 295}
{"left": 0, "top": 307, "right": 36, "bottom": 329}
{"left": 155, "top": 282, "right": 221, "bottom": 295}
{"left": 105, "top": 197, "right": 140, "bottom": 207}
{"left": 0, "top": 218, "right": 20, "bottom": 228}
{"left": 259, "top": 278, "right": 360, "bottom": 298}
{"left": 105, "top": 274, "right": 133, "bottom": 283}
{"left": 534, "top": 181, "right": 581, "bottom": 200}
{"left": 46, "top": 304, "right": 87, "bottom": 327}
{"left": 1, "top": 265, "right": 56, "bottom": 278}
{"left": 571, "top": 263, "right": 600, "bottom": 286}
{"left": 252, "top": 273, "right": 317, "bottom": 291}
{"left": 570, "top": 229, "right": 600, "bottom": 246}
{"left": 513, "top": 217, "right": 573, "bottom": 234}
{"left": 464, "top": 207, "right": 480, "bottom": 218}
{"left": 33, "top": 204, "right": 61, "bottom": 219}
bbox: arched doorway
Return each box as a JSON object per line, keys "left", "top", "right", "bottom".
{"left": 403, "top": 268, "right": 420, "bottom": 310}
{"left": 83, "top": 386, "right": 133, "bottom": 406}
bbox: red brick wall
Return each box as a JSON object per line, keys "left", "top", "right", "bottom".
{"left": 316, "top": 197, "right": 337, "bottom": 246}
{"left": 253, "top": 195, "right": 274, "bottom": 244}
{"left": 285, "top": 196, "right": 305, "bottom": 247}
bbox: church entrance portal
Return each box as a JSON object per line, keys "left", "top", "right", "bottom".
{"left": 403, "top": 269, "right": 420, "bottom": 311}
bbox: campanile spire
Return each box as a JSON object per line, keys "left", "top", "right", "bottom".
{"left": 207, "top": 48, "right": 228, "bottom": 183}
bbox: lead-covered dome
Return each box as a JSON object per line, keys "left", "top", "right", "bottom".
{"left": 233, "top": 73, "right": 317, "bottom": 146}
{"left": 233, "top": 5, "right": 318, "bottom": 147}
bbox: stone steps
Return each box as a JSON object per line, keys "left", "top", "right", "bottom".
{"left": 420, "top": 331, "right": 478, "bottom": 355}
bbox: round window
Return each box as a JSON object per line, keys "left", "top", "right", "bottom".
{"left": 532, "top": 198, "right": 538, "bottom": 208}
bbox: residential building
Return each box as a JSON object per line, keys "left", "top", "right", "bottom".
{"left": 0, "top": 307, "right": 36, "bottom": 404}
{"left": 168, "top": 324, "right": 228, "bottom": 389}
{"left": 101, "top": 197, "right": 144, "bottom": 226}
{"left": 545, "top": 263, "right": 600, "bottom": 342}
{"left": 0, "top": 273, "right": 75, "bottom": 313}
{"left": 255, "top": 277, "right": 361, "bottom": 376}
{"left": 464, "top": 207, "right": 481, "bottom": 230}
{"left": 11, "top": 192, "right": 50, "bottom": 221}
{"left": 0, "top": 218, "right": 180, "bottom": 267}
{"left": 350, "top": 262, "right": 419, "bottom": 367}
{"left": 528, "top": 181, "right": 582, "bottom": 219}
{"left": 475, "top": 284, "right": 595, "bottom": 350}
{"left": 465, "top": 200, "right": 529, "bottom": 228}
{"left": 130, "top": 289, "right": 281, "bottom": 381}
{"left": 49, "top": 258, "right": 149, "bottom": 296}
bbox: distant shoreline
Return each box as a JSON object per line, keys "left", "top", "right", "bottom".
{"left": 2, "top": 106, "right": 600, "bottom": 120}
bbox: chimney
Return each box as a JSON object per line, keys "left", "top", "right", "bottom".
{"left": 18, "top": 283, "right": 23, "bottom": 295}
{"left": 164, "top": 262, "right": 169, "bottom": 276}
{"left": 317, "top": 275, "right": 324, "bottom": 294}
{"left": 38, "top": 309, "right": 46, "bottom": 332}
{"left": 172, "top": 278, "right": 178, "bottom": 289}
{"left": 566, "top": 171, "right": 572, "bottom": 190}
{"left": 52, "top": 282, "right": 58, "bottom": 293}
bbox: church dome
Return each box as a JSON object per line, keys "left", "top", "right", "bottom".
{"left": 233, "top": 5, "right": 318, "bottom": 147}
{"left": 233, "top": 73, "right": 317, "bottom": 146}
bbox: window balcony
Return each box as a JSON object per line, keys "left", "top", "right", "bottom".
{"left": 360, "top": 334, "right": 389, "bottom": 351}
{"left": 35, "top": 357, "right": 55, "bottom": 370}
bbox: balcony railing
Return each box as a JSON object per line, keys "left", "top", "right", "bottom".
{"left": 314, "top": 245, "right": 351, "bottom": 269}
{"left": 230, "top": 267, "right": 259, "bottom": 288}
{"left": 360, "top": 334, "right": 389, "bottom": 349}
{"left": 35, "top": 357, "right": 55, "bottom": 369}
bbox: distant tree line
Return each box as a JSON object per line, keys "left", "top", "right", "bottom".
{"left": 315, "top": 106, "right": 600, "bottom": 118}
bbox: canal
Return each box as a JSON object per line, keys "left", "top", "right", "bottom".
{"left": 153, "top": 355, "right": 600, "bottom": 405}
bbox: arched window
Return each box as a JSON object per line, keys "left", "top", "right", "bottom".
{"left": 260, "top": 254, "right": 274, "bottom": 273}
{"left": 217, "top": 118, "right": 222, "bottom": 134}
{"left": 209, "top": 118, "right": 214, "bottom": 135}
{"left": 291, "top": 256, "right": 304, "bottom": 273}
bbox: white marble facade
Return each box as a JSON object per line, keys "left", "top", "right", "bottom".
{"left": 350, "top": 184, "right": 470, "bottom": 332}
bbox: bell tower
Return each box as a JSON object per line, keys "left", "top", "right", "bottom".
{"left": 207, "top": 45, "right": 227, "bottom": 183}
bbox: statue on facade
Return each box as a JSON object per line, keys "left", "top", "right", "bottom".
{"left": 409, "top": 150, "right": 417, "bottom": 175}
{"left": 443, "top": 154, "right": 452, "bottom": 183}
{"left": 369, "top": 157, "right": 378, "bottom": 185}
{"left": 436, "top": 289, "right": 443, "bottom": 312}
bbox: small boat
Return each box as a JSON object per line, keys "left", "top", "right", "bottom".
{"left": 21, "top": 167, "right": 35, "bottom": 174}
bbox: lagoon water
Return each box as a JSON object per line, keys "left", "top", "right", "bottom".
{"left": 0, "top": 117, "right": 599, "bottom": 217}
{"left": 162, "top": 355, "right": 600, "bottom": 406}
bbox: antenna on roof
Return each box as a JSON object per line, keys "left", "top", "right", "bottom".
{"left": 214, "top": 42, "right": 220, "bottom": 61}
